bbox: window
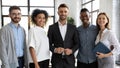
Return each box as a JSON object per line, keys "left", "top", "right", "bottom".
{"left": 0, "top": 0, "right": 55, "bottom": 33}
{"left": 82, "top": 0, "right": 99, "bottom": 25}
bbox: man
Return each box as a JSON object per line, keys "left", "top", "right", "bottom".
{"left": 0, "top": 6, "right": 28, "bottom": 68}
{"left": 77, "top": 8, "right": 98, "bottom": 68}
{"left": 48, "top": 3, "right": 79, "bottom": 68}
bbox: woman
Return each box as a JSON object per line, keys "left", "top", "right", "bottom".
{"left": 28, "top": 9, "right": 50, "bottom": 68}
{"left": 95, "top": 12, "right": 120, "bottom": 68}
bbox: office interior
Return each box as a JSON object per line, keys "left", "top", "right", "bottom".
{"left": 0, "top": 0, "right": 120, "bottom": 68}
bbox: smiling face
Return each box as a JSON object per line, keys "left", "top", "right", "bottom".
{"left": 34, "top": 13, "right": 46, "bottom": 27}
{"left": 96, "top": 13, "right": 109, "bottom": 29}
{"left": 58, "top": 7, "right": 69, "bottom": 21}
{"left": 97, "top": 14, "right": 108, "bottom": 27}
{"left": 80, "top": 11, "right": 90, "bottom": 25}
{"left": 9, "top": 9, "right": 21, "bottom": 23}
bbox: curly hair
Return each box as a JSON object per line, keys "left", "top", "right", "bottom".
{"left": 31, "top": 9, "right": 48, "bottom": 25}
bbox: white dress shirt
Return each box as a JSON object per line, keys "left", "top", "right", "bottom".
{"left": 95, "top": 28, "right": 120, "bottom": 55}
{"left": 58, "top": 21, "right": 67, "bottom": 41}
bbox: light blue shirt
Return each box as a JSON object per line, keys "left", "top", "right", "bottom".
{"left": 77, "top": 24, "right": 98, "bottom": 64}
{"left": 9, "top": 22, "right": 25, "bottom": 57}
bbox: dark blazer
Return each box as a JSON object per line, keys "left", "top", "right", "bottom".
{"left": 48, "top": 22, "right": 79, "bottom": 65}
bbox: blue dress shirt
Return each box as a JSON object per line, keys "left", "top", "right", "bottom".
{"left": 9, "top": 22, "right": 25, "bottom": 57}
{"left": 77, "top": 24, "right": 98, "bottom": 64}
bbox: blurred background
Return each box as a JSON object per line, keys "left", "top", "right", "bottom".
{"left": 0, "top": 0, "right": 120, "bottom": 68}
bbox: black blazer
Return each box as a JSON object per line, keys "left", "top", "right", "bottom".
{"left": 48, "top": 22, "right": 79, "bottom": 65}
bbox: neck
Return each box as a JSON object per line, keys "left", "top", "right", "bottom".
{"left": 83, "top": 23, "right": 89, "bottom": 28}
{"left": 59, "top": 19, "right": 67, "bottom": 25}
{"left": 13, "top": 22, "right": 19, "bottom": 27}
{"left": 100, "top": 26, "right": 105, "bottom": 32}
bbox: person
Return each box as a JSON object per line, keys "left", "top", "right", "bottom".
{"left": 0, "top": 59, "right": 2, "bottom": 68}
{"left": 95, "top": 12, "right": 120, "bottom": 68}
{"left": 77, "top": 8, "right": 98, "bottom": 68}
{"left": 0, "top": 6, "right": 28, "bottom": 68}
{"left": 28, "top": 9, "right": 50, "bottom": 68}
{"left": 48, "top": 3, "right": 79, "bottom": 68}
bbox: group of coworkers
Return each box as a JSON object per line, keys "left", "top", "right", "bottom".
{"left": 0, "top": 3, "right": 120, "bottom": 68}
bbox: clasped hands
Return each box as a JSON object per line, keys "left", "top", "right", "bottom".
{"left": 54, "top": 47, "right": 72, "bottom": 55}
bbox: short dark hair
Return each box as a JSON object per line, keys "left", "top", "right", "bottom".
{"left": 58, "top": 3, "right": 69, "bottom": 10}
{"left": 31, "top": 9, "right": 48, "bottom": 24}
{"left": 9, "top": 6, "right": 21, "bottom": 13}
{"left": 80, "top": 8, "right": 89, "bottom": 13}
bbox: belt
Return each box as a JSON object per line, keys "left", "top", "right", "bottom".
{"left": 17, "top": 56, "right": 24, "bottom": 59}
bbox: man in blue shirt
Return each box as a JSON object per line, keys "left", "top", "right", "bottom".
{"left": 0, "top": 6, "right": 28, "bottom": 68}
{"left": 77, "top": 8, "right": 98, "bottom": 68}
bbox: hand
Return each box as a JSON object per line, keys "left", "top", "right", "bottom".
{"left": 96, "top": 52, "right": 106, "bottom": 59}
{"left": 35, "top": 64, "right": 40, "bottom": 68}
{"left": 64, "top": 48, "right": 72, "bottom": 55}
{"left": 54, "top": 47, "right": 64, "bottom": 54}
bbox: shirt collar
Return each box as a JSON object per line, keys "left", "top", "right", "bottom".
{"left": 9, "top": 22, "right": 20, "bottom": 28}
{"left": 58, "top": 21, "right": 67, "bottom": 26}
{"left": 35, "top": 25, "right": 44, "bottom": 29}
{"left": 81, "top": 23, "right": 92, "bottom": 28}
{"left": 101, "top": 28, "right": 108, "bottom": 34}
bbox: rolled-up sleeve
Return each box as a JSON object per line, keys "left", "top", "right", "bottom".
{"left": 109, "top": 32, "right": 120, "bottom": 55}
{"left": 28, "top": 29, "right": 36, "bottom": 49}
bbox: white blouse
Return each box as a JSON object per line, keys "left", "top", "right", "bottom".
{"left": 28, "top": 26, "right": 50, "bottom": 62}
{"left": 95, "top": 28, "right": 120, "bottom": 55}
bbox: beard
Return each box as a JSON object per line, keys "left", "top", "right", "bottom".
{"left": 11, "top": 17, "right": 21, "bottom": 23}
{"left": 59, "top": 15, "right": 67, "bottom": 21}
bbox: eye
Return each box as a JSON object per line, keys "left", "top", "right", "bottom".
{"left": 11, "top": 13, "right": 21, "bottom": 16}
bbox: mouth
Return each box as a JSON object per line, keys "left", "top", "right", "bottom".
{"left": 14, "top": 17, "right": 20, "bottom": 19}
{"left": 82, "top": 19, "right": 88, "bottom": 22}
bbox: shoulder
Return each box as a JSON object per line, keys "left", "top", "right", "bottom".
{"left": 49, "top": 23, "right": 58, "bottom": 29}
{"left": 90, "top": 24, "right": 97, "bottom": 29}
{"left": 29, "top": 27, "right": 39, "bottom": 32}
{"left": 20, "top": 26, "right": 25, "bottom": 30}
{"left": 0, "top": 24, "right": 12, "bottom": 32}
{"left": 68, "top": 23, "right": 76, "bottom": 28}
{"left": 105, "top": 29, "right": 117, "bottom": 41}
{"left": 106, "top": 29, "right": 114, "bottom": 35}
{"left": 88, "top": 25, "right": 98, "bottom": 33}
{"left": 67, "top": 24, "right": 77, "bottom": 31}
{"left": 77, "top": 25, "right": 82, "bottom": 29}
{"left": 77, "top": 25, "right": 83, "bottom": 32}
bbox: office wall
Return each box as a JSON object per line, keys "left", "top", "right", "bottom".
{"left": 113, "top": 0, "right": 120, "bottom": 63}
{"left": 55, "top": 0, "right": 81, "bottom": 26}
{"left": 112, "top": 0, "right": 120, "bottom": 41}
{"left": 0, "top": 2, "right": 1, "bottom": 28}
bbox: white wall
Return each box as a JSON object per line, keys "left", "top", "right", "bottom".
{"left": 99, "top": 0, "right": 113, "bottom": 28}
{"left": 112, "top": 0, "right": 120, "bottom": 41}
{"left": 55, "top": 0, "right": 81, "bottom": 27}
{"left": 0, "top": 2, "right": 1, "bottom": 28}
